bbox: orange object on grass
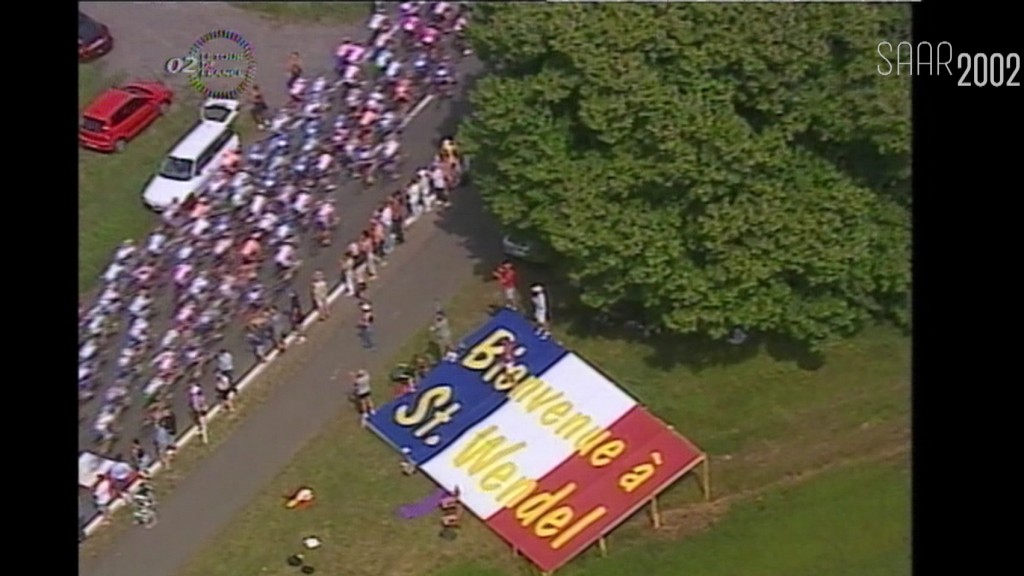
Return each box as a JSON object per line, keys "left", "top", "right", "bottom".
{"left": 285, "top": 487, "right": 316, "bottom": 509}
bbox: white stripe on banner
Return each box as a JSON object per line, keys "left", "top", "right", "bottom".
{"left": 420, "top": 353, "right": 637, "bottom": 519}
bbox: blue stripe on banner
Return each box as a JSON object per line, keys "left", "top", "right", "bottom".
{"left": 367, "top": 309, "right": 566, "bottom": 464}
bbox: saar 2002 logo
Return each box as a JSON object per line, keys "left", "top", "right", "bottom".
{"left": 164, "top": 29, "right": 257, "bottom": 99}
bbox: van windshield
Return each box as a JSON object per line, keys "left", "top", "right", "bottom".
{"left": 202, "top": 105, "right": 233, "bottom": 123}
{"left": 159, "top": 157, "right": 194, "bottom": 181}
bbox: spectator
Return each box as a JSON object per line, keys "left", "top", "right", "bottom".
{"left": 358, "top": 301, "right": 376, "bottom": 350}
{"left": 493, "top": 261, "right": 520, "bottom": 310}
{"left": 311, "top": 270, "right": 330, "bottom": 320}
{"left": 215, "top": 349, "right": 234, "bottom": 383}
{"left": 430, "top": 312, "right": 453, "bottom": 354}
{"left": 288, "top": 290, "right": 307, "bottom": 343}
{"left": 130, "top": 438, "right": 152, "bottom": 473}
{"left": 352, "top": 369, "right": 375, "bottom": 421}
{"left": 267, "top": 306, "right": 289, "bottom": 352}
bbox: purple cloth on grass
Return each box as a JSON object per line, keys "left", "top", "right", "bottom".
{"left": 397, "top": 489, "right": 447, "bottom": 519}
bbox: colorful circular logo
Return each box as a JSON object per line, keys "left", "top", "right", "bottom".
{"left": 176, "top": 29, "right": 256, "bottom": 99}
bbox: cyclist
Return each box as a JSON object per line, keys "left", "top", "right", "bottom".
{"left": 275, "top": 241, "right": 301, "bottom": 282}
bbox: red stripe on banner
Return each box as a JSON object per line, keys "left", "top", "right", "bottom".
{"left": 485, "top": 406, "right": 703, "bottom": 572}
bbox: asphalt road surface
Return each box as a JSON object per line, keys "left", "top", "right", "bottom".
{"left": 77, "top": 1, "right": 488, "bottom": 532}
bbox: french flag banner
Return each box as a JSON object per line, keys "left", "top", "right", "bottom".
{"left": 366, "top": 309, "right": 704, "bottom": 573}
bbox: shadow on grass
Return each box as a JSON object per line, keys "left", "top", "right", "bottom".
{"left": 430, "top": 64, "right": 505, "bottom": 283}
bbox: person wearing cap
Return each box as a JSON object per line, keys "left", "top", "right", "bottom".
{"left": 531, "top": 283, "right": 551, "bottom": 339}
{"left": 358, "top": 301, "right": 376, "bottom": 349}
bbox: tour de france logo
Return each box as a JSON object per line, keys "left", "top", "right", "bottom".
{"left": 164, "top": 29, "right": 256, "bottom": 99}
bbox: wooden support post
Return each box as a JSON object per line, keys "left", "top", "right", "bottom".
{"left": 598, "top": 536, "right": 608, "bottom": 557}
{"left": 651, "top": 496, "right": 662, "bottom": 529}
{"left": 701, "top": 455, "right": 711, "bottom": 502}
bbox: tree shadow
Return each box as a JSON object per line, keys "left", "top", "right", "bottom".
{"left": 763, "top": 336, "right": 825, "bottom": 371}
{"left": 429, "top": 64, "right": 505, "bottom": 282}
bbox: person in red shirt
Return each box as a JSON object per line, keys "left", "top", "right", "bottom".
{"left": 492, "top": 261, "right": 519, "bottom": 310}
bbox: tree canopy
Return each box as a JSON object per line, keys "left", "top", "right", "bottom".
{"left": 460, "top": 3, "right": 911, "bottom": 351}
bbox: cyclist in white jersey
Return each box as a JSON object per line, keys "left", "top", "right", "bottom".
{"left": 275, "top": 243, "right": 300, "bottom": 279}
{"left": 315, "top": 200, "right": 337, "bottom": 246}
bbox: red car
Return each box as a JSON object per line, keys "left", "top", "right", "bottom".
{"left": 79, "top": 82, "right": 174, "bottom": 153}
{"left": 79, "top": 12, "right": 113, "bottom": 62}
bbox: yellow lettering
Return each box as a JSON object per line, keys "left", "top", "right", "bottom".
{"left": 589, "top": 440, "right": 626, "bottom": 468}
{"left": 555, "top": 413, "right": 594, "bottom": 439}
{"left": 617, "top": 452, "right": 663, "bottom": 493}
{"left": 497, "top": 477, "right": 538, "bottom": 508}
{"left": 516, "top": 483, "right": 577, "bottom": 528}
{"left": 534, "top": 506, "right": 574, "bottom": 538}
{"left": 550, "top": 506, "right": 608, "bottom": 550}
{"left": 393, "top": 386, "right": 452, "bottom": 427}
{"left": 482, "top": 361, "right": 505, "bottom": 384}
{"left": 540, "top": 401, "right": 572, "bottom": 426}
{"left": 508, "top": 376, "right": 543, "bottom": 402}
{"left": 452, "top": 425, "right": 526, "bottom": 476}
{"left": 414, "top": 402, "right": 462, "bottom": 440}
{"left": 575, "top": 429, "right": 612, "bottom": 456}
{"left": 461, "top": 329, "right": 512, "bottom": 371}
{"left": 479, "top": 462, "right": 517, "bottom": 492}
{"left": 493, "top": 365, "right": 528, "bottom": 391}
{"left": 522, "top": 385, "right": 564, "bottom": 414}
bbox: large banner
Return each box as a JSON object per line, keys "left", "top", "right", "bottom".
{"left": 367, "top": 309, "right": 704, "bottom": 573}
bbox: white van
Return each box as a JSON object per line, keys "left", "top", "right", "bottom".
{"left": 142, "top": 121, "right": 239, "bottom": 211}
{"left": 201, "top": 98, "right": 240, "bottom": 126}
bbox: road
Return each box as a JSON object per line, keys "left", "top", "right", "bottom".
{"left": 77, "top": 1, "right": 487, "bottom": 531}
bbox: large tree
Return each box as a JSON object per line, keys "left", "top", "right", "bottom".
{"left": 461, "top": 3, "right": 911, "bottom": 350}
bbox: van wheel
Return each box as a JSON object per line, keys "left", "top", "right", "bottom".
{"left": 159, "top": 102, "right": 170, "bottom": 114}
{"left": 114, "top": 139, "right": 127, "bottom": 153}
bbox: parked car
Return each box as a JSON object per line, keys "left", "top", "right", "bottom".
{"left": 502, "top": 232, "right": 553, "bottom": 265}
{"left": 79, "top": 12, "right": 113, "bottom": 62}
{"left": 79, "top": 82, "right": 174, "bottom": 153}
{"left": 142, "top": 122, "right": 240, "bottom": 210}
{"left": 201, "top": 98, "right": 241, "bottom": 125}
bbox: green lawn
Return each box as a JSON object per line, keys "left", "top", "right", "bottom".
{"left": 434, "top": 460, "right": 910, "bottom": 576}
{"left": 230, "top": 2, "right": 370, "bottom": 24}
{"left": 78, "top": 65, "right": 259, "bottom": 295}
{"left": 176, "top": 275, "right": 910, "bottom": 576}
{"left": 78, "top": 64, "right": 197, "bottom": 294}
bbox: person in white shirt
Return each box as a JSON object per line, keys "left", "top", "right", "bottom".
{"left": 276, "top": 243, "right": 300, "bottom": 279}
{"left": 145, "top": 231, "right": 167, "bottom": 260}
{"left": 406, "top": 179, "right": 423, "bottom": 220}
{"left": 417, "top": 168, "right": 434, "bottom": 211}
{"left": 430, "top": 164, "right": 450, "bottom": 206}
{"left": 530, "top": 284, "right": 551, "bottom": 338}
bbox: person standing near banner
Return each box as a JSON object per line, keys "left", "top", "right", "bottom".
{"left": 530, "top": 284, "right": 551, "bottom": 339}
{"left": 493, "top": 261, "right": 519, "bottom": 310}
{"left": 352, "top": 369, "right": 375, "bottom": 424}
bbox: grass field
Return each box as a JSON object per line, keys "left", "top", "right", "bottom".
{"left": 78, "top": 65, "right": 261, "bottom": 295}
{"left": 78, "top": 64, "right": 197, "bottom": 293}
{"left": 175, "top": 275, "right": 910, "bottom": 576}
{"left": 434, "top": 460, "right": 910, "bottom": 576}
{"left": 230, "top": 2, "right": 370, "bottom": 24}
